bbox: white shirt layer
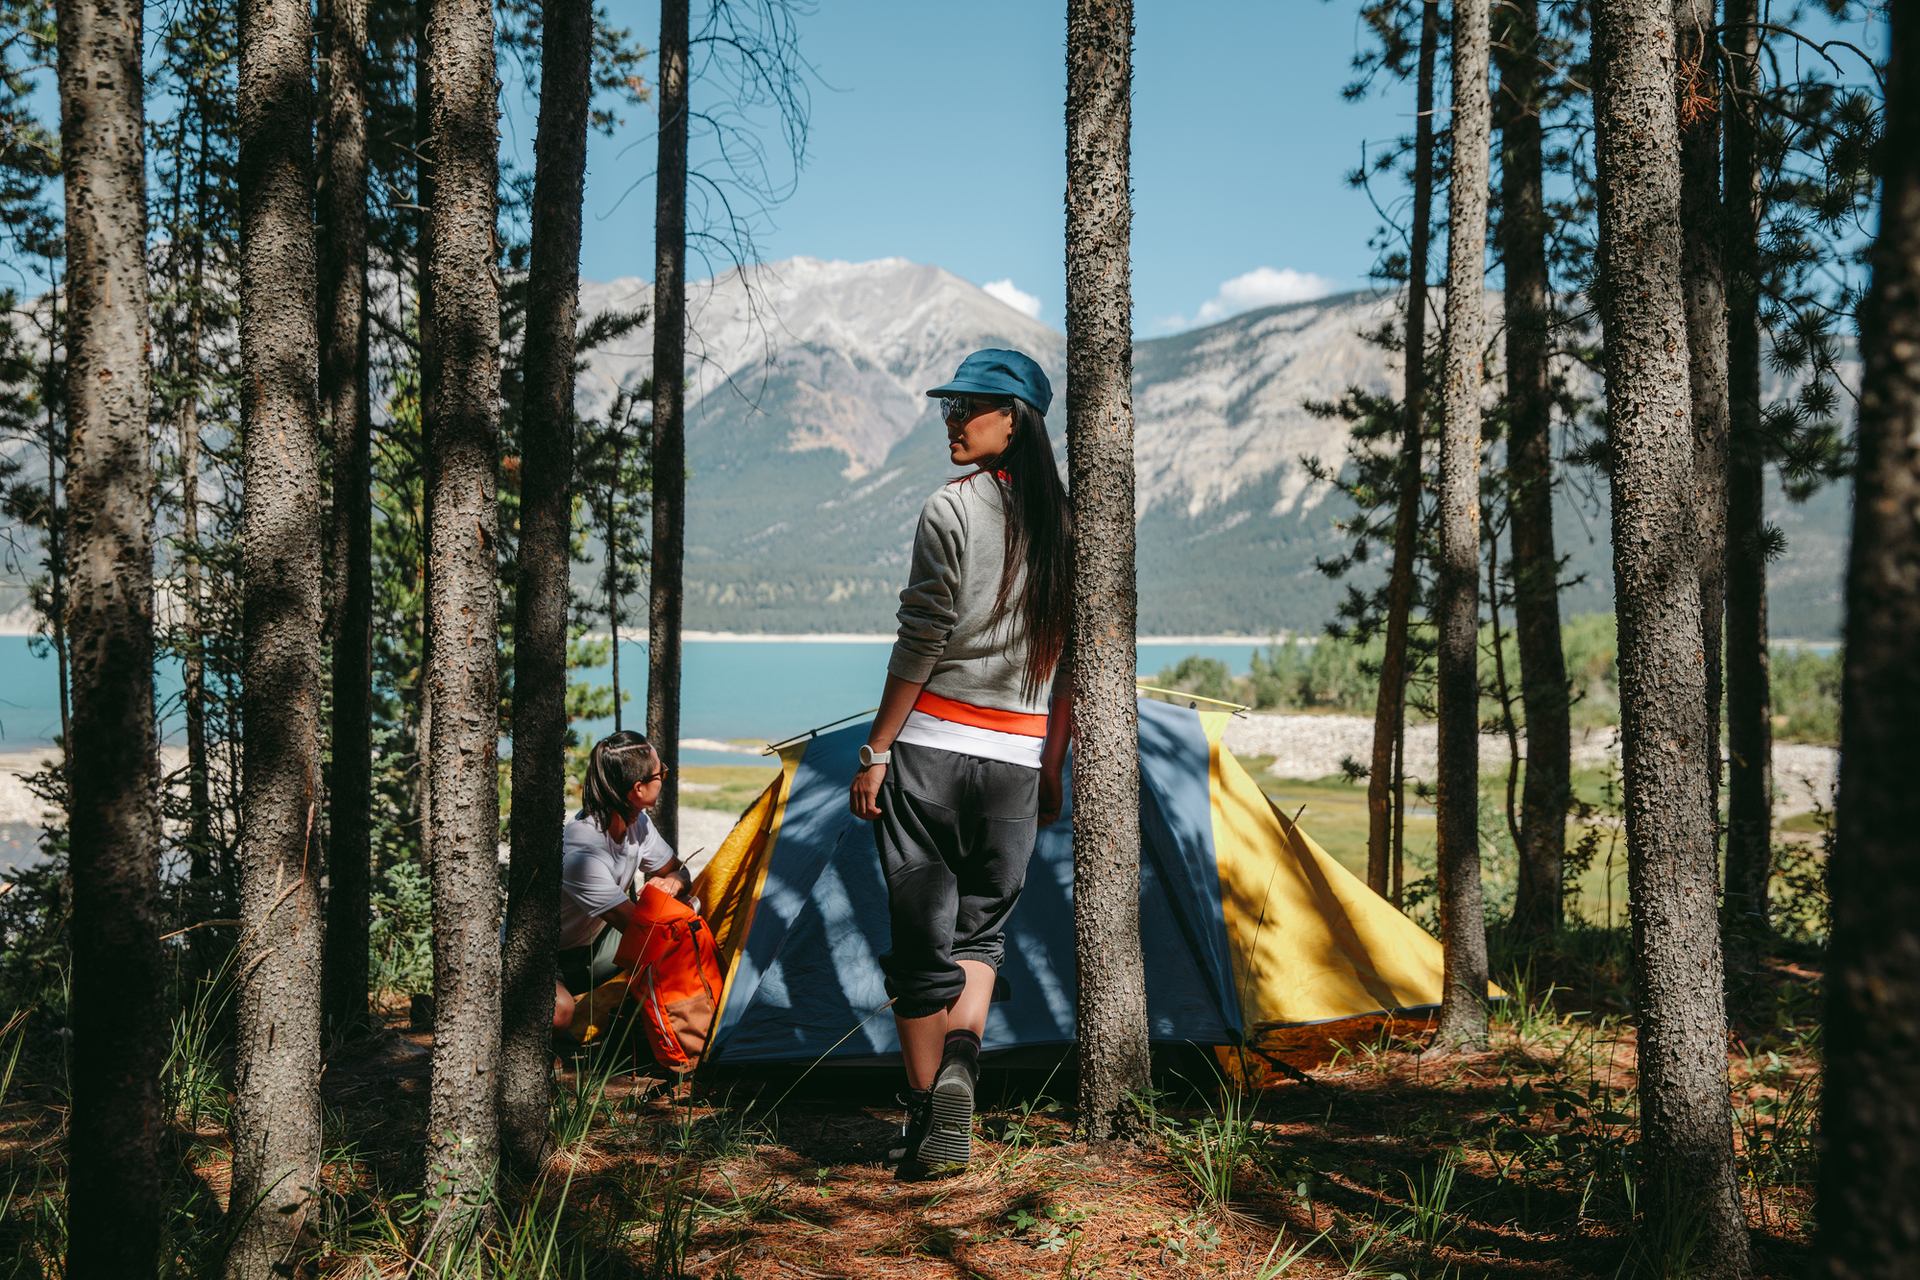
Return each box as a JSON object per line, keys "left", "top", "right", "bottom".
{"left": 558, "top": 810, "right": 676, "bottom": 950}
{"left": 893, "top": 709, "right": 1044, "bottom": 768}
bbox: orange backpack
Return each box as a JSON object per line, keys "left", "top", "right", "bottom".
{"left": 608, "top": 884, "right": 724, "bottom": 1073}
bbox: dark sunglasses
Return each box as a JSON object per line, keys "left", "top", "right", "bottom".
{"left": 939, "top": 395, "right": 1011, "bottom": 424}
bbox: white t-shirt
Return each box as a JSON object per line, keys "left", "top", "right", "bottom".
{"left": 558, "top": 809, "right": 676, "bottom": 950}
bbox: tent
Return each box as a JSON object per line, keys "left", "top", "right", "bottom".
{"left": 691, "top": 696, "right": 1457, "bottom": 1066}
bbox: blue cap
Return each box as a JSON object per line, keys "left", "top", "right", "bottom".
{"left": 925, "top": 348, "right": 1053, "bottom": 416}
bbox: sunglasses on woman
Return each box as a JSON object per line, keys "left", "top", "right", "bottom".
{"left": 939, "top": 395, "right": 1011, "bottom": 424}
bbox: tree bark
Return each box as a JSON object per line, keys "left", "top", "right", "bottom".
{"left": 41, "top": 267, "right": 70, "bottom": 756}
{"left": 647, "top": 0, "right": 689, "bottom": 849}
{"left": 608, "top": 431, "right": 625, "bottom": 729}
{"left": 1065, "top": 0, "right": 1148, "bottom": 1138}
{"left": 1591, "top": 1, "right": 1751, "bottom": 1271}
{"left": 1495, "top": 0, "right": 1570, "bottom": 940}
{"left": 501, "top": 0, "right": 593, "bottom": 1178}
{"left": 414, "top": 5, "right": 436, "bottom": 847}
{"left": 319, "top": 0, "right": 376, "bottom": 1043}
{"left": 1815, "top": 3, "right": 1920, "bottom": 1270}
{"left": 41, "top": 276, "right": 70, "bottom": 757}
{"left": 1675, "top": 0, "right": 1730, "bottom": 871}
{"left": 53, "top": 0, "right": 164, "bottom": 1272}
{"left": 175, "top": 163, "right": 216, "bottom": 982}
{"left": 422, "top": 0, "right": 503, "bottom": 1221}
{"left": 1721, "top": 0, "right": 1772, "bottom": 982}
{"left": 1432, "top": 0, "right": 1491, "bottom": 1054}
{"left": 1367, "top": 0, "right": 1439, "bottom": 900}
{"left": 228, "top": 0, "right": 328, "bottom": 1267}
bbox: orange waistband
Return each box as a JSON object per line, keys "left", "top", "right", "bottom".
{"left": 912, "top": 689, "right": 1049, "bottom": 737}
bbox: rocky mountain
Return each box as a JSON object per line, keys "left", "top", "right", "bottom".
{"left": 568, "top": 256, "right": 1847, "bottom": 638}
{"left": 0, "top": 256, "right": 1848, "bottom": 638}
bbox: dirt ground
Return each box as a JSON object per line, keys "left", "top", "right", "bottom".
{"left": 285, "top": 973, "right": 1818, "bottom": 1280}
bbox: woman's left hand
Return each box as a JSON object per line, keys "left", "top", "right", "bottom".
{"left": 849, "top": 763, "right": 886, "bottom": 821}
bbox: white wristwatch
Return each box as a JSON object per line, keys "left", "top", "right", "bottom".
{"left": 858, "top": 744, "right": 892, "bottom": 768}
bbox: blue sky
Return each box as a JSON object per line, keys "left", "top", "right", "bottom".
{"left": 506, "top": 1, "right": 1418, "bottom": 335}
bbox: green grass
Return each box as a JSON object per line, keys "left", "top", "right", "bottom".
{"left": 679, "top": 763, "right": 781, "bottom": 813}
{"left": 1236, "top": 757, "right": 1636, "bottom": 927}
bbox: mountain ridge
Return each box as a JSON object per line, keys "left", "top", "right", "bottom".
{"left": 568, "top": 256, "right": 1844, "bottom": 638}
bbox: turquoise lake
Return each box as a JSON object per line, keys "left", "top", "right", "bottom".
{"left": 0, "top": 633, "right": 1271, "bottom": 757}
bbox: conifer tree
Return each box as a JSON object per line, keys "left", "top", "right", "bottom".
{"left": 1816, "top": 2, "right": 1920, "bottom": 1268}
{"left": 501, "top": 0, "right": 595, "bottom": 1175}
{"left": 1675, "top": 0, "right": 1730, "bottom": 844}
{"left": 1066, "top": 0, "right": 1149, "bottom": 1138}
{"left": 1721, "top": 0, "right": 1773, "bottom": 975}
{"left": 420, "top": 0, "right": 505, "bottom": 1221}
{"left": 52, "top": 0, "right": 166, "bottom": 1270}
{"left": 149, "top": 0, "right": 242, "bottom": 982}
{"left": 1495, "top": 0, "right": 1570, "bottom": 939}
{"left": 1432, "top": 0, "right": 1491, "bottom": 1053}
{"left": 1367, "top": 0, "right": 1439, "bottom": 903}
{"left": 319, "top": 0, "right": 376, "bottom": 1040}
{"left": 647, "top": 0, "right": 689, "bottom": 847}
{"left": 1591, "top": 0, "right": 1751, "bottom": 1269}
{"left": 227, "top": 0, "right": 327, "bottom": 1262}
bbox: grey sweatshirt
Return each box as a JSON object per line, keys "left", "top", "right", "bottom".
{"left": 887, "top": 474, "right": 1050, "bottom": 715}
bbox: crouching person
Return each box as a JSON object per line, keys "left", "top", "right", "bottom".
{"left": 553, "top": 730, "right": 692, "bottom": 1037}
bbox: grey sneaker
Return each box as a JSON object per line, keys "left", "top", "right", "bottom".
{"left": 914, "top": 1053, "right": 976, "bottom": 1169}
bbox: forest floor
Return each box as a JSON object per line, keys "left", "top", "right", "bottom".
{"left": 0, "top": 756, "right": 1828, "bottom": 1277}
{"left": 0, "top": 941, "right": 1824, "bottom": 1279}
{"left": 281, "top": 939, "right": 1817, "bottom": 1280}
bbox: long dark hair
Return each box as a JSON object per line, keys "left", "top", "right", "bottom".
{"left": 581, "top": 730, "right": 656, "bottom": 831}
{"left": 983, "top": 398, "right": 1072, "bottom": 701}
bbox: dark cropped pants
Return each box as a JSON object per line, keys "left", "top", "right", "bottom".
{"left": 874, "top": 739, "right": 1040, "bottom": 1020}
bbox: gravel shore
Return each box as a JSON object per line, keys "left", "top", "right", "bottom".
{"left": 1219, "top": 711, "right": 1836, "bottom": 815}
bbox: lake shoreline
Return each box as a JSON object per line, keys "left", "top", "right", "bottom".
{"left": 1, "top": 716, "right": 1839, "bottom": 829}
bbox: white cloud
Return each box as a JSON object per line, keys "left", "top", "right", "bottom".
{"left": 1187, "top": 266, "right": 1336, "bottom": 327}
{"left": 982, "top": 278, "right": 1043, "bottom": 321}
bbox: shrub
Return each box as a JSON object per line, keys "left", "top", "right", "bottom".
{"left": 369, "top": 861, "right": 434, "bottom": 996}
{"left": 1151, "top": 655, "right": 1238, "bottom": 703}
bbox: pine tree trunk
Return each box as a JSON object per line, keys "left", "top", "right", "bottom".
{"left": 422, "top": 0, "right": 503, "bottom": 1221}
{"left": 53, "top": 0, "right": 164, "bottom": 1272}
{"left": 414, "top": 9, "right": 436, "bottom": 847}
{"left": 41, "top": 290, "right": 70, "bottom": 755}
{"left": 1495, "top": 0, "right": 1570, "bottom": 940}
{"left": 1367, "top": 0, "right": 1439, "bottom": 899}
{"left": 1066, "top": 0, "right": 1148, "bottom": 1139}
{"left": 501, "top": 0, "right": 593, "bottom": 1177}
{"left": 1675, "top": 0, "right": 1730, "bottom": 869}
{"left": 1432, "top": 0, "right": 1491, "bottom": 1054}
{"left": 319, "top": 0, "right": 376, "bottom": 1042}
{"left": 1721, "top": 0, "right": 1772, "bottom": 982}
{"left": 1591, "top": 1, "right": 1751, "bottom": 1271}
{"left": 608, "top": 463, "right": 623, "bottom": 729}
{"left": 42, "top": 278, "right": 70, "bottom": 754}
{"left": 1815, "top": 5, "right": 1920, "bottom": 1269}
{"left": 647, "top": 0, "right": 689, "bottom": 849}
{"left": 228, "top": 0, "right": 328, "bottom": 1266}
{"left": 177, "top": 209, "right": 215, "bottom": 980}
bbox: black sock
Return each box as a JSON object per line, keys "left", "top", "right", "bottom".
{"left": 942, "top": 1029, "right": 981, "bottom": 1077}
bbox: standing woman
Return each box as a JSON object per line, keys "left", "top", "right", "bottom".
{"left": 849, "top": 349, "right": 1072, "bottom": 1174}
